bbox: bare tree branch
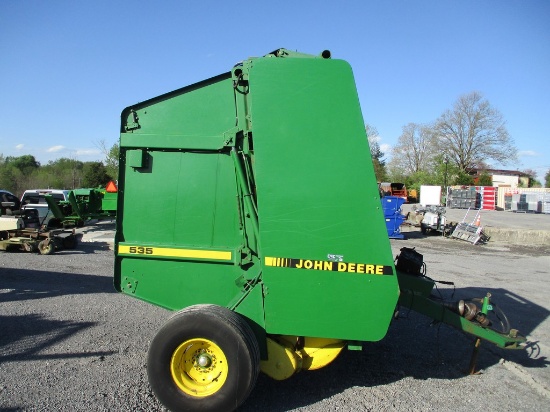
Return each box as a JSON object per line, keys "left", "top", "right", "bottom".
{"left": 433, "top": 92, "right": 517, "bottom": 170}
{"left": 389, "top": 123, "right": 436, "bottom": 175}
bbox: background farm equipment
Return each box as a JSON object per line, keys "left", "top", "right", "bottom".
{"left": 114, "top": 49, "right": 524, "bottom": 412}
{"left": 0, "top": 201, "right": 77, "bottom": 254}
{"left": 407, "top": 188, "right": 418, "bottom": 203}
{"left": 380, "top": 182, "right": 408, "bottom": 201}
{"left": 0, "top": 225, "right": 77, "bottom": 254}
{"left": 20, "top": 189, "right": 70, "bottom": 229}
{"left": 417, "top": 205, "right": 457, "bottom": 236}
{"left": 44, "top": 185, "right": 117, "bottom": 228}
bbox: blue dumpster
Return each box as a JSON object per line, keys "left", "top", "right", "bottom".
{"left": 381, "top": 196, "right": 406, "bottom": 217}
{"left": 381, "top": 196, "right": 406, "bottom": 239}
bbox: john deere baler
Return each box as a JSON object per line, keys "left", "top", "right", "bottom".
{"left": 114, "top": 49, "right": 523, "bottom": 412}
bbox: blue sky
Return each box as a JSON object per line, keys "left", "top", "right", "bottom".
{"left": 1, "top": 1, "right": 549, "bottom": 179}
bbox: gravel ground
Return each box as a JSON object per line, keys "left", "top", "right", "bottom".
{"left": 1, "top": 234, "right": 549, "bottom": 411}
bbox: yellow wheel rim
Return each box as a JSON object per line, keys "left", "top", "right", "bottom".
{"left": 170, "top": 338, "right": 228, "bottom": 397}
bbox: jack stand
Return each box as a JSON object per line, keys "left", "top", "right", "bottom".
{"left": 468, "top": 338, "right": 482, "bottom": 375}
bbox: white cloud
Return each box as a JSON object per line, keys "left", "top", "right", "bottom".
{"left": 15, "top": 144, "right": 24, "bottom": 150}
{"left": 47, "top": 145, "right": 65, "bottom": 153}
{"left": 518, "top": 150, "right": 539, "bottom": 157}
{"left": 380, "top": 143, "right": 391, "bottom": 153}
{"left": 75, "top": 148, "right": 101, "bottom": 157}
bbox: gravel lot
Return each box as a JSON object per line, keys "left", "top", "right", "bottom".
{"left": 1, "top": 231, "right": 549, "bottom": 411}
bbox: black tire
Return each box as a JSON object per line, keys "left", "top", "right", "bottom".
{"left": 38, "top": 240, "right": 55, "bottom": 255}
{"left": 62, "top": 235, "right": 77, "bottom": 249}
{"left": 5, "top": 244, "right": 20, "bottom": 252}
{"left": 23, "top": 242, "right": 37, "bottom": 252}
{"left": 147, "top": 304, "right": 260, "bottom": 412}
{"left": 47, "top": 218, "right": 62, "bottom": 229}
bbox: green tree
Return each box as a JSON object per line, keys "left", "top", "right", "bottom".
{"left": 545, "top": 170, "right": 550, "bottom": 188}
{"left": 106, "top": 144, "right": 119, "bottom": 180}
{"left": 1, "top": 158, "right": 40, "bottom": 195}
{"left": 0, "top": 164, "right": 18, "bottom": 194}
{"left": 5, "top": 154, "right": 40, "bottom": 174}
{"left": 96, "top": 140, "right": 119, "bottom": 181}
{"left": 403, "top": 170, "right": 436, "bottom": 192}
{"left": 82, "top": 162, "right": 111, "bottom": 188}
{"left": 455, "top": 170, "right": 475, "bottom": 185}
{"left": 43, "top": 157, "right": 84, "bottom": 189}
{"left": 477, "top": 170, "right": 492, "bottom": 186}
{"left": 365, "top": 124, "right": 387, "bottom": 182}
{"left": 399, "top": 154, "right": 461, "bottom": 191}
{"left": 522, "top": 168, "right": 542, "bottom": 188}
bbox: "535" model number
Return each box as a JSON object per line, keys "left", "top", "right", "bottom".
{"left": 128, "top": 246, "right": 153, "bottom": 255}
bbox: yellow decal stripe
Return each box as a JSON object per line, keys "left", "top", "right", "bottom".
{"left": 118, "top": 245, "right": 232, "bottom": 261}
{"left": 265, "top": 257, "right": 276, "bottom": 267}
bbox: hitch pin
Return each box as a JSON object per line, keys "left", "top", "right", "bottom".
{"left": 468, "top": 293, "right": 491, "bottom": 375}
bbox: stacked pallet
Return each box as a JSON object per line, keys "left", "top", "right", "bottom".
{"left": 478, "top": 186, "right": 496, "bottom": 210}
{"left": 544, "top": 193, "right": 550, "bottom": 214}
{"left": 449, "top": 187, "right": 480, "bottom": 209}
{"left": 511, "top": 193, "right": 542, "bottom": 213}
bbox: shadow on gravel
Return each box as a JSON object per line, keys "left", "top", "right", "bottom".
{"left": 57, "top": 239, "right": 113, "bottom": 254}
{"left": 398, "top": 228, "right": 425, "bottom": 240}
{"left": 0, "top": 314, "right": 116, "bottom": 364}
{"left": 0, "top": 267, "right": 115, "bottom": 303}
{"left": 241, "top": 286, "right": 548, "bottom": 411}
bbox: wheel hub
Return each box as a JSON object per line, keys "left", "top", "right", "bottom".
{"left": 197, "top": 351, "right": 213, "bottom": 368}
{"left": 170, "top": 338, "right": 228, "bottom": 397}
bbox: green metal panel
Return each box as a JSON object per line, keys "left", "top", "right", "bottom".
{"left": 101, "top": 192, "right": 117, "bottom": 213}
{"left": 114, "top": 74, "right": 252, "bottom": 310}
{"left": 126, "top": 149, "right": 146, "bottom": 168}
{"left": 248, "top": 57, "right": 399, "bottom": 341}
{"left": 119, "top": 258, "right": 240, "bottom": 310}
{"left": 119, "top": 73, "right": 235, "bottom": 145}
{"left": 115, "top": 149, "right": 247, "bottom": 309}
{"left": 120, "top": 151, "right": 239, "bottom": 247}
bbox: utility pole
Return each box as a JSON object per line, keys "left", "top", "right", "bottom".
{"left": 443, "top": 154, "right": 449, "bottom": 206}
